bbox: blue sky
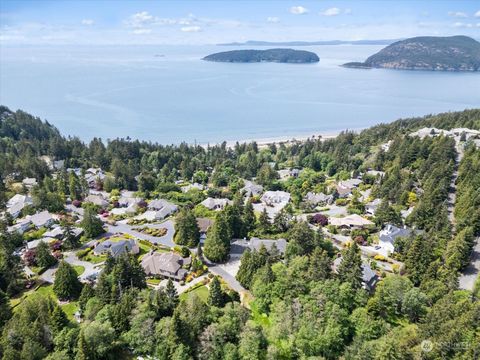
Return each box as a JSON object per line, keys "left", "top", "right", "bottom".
{"left": 1, "top": 0, "right": 479, "bottom": 45}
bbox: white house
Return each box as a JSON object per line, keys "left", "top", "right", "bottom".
{"left": 378, "top": 224, "right": 414, "bottom": 255}
{"left": 200, "top": 197, "right": 232, "bottom": 211}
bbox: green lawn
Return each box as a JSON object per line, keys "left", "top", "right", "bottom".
{"left": 73, "top": 265, "right": 85, "bottom": 276}
{"left": 11, "top": 284, "right": 79, "bottom": 321}
{"left": 83, "top": 251, "right": 107, "bottom": 264}
{"left": 180, "top": 285, "right": 209, "bottom": 303}
{"left": 146, "top": 278, "right": 162, "bottom": 285}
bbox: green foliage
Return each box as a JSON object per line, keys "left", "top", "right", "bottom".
{"left": 53, "top": 261, "right": 83, "bottom": 301}
{"left": 80, "top": 207, "right": 105, "bottom": 238}
{"left": 175, "top": 208, "right": 201, "bottom": 247}
{"left": 204, "top": 212, "right": 231, "bottom": 262}
{"left": 207, "top": 276, "right": 224, "bottom": 307}
{"left": 337, "top": 242, "right": 363, "bottom": 290}
{"left": 36, "top": 241, "right": 57, "bottom": 269}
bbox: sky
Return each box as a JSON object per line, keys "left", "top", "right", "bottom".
{"left": 1, "top": 0, "right": 479, "bottom": 45}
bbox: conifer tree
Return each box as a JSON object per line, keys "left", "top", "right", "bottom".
{"left": 337, "top": 242, "right": 363, "bottom": 289}
{"left": 36, "top": 241, "right": 57, "bottom": 269}
{"left": 204, "top": 212, "right": 231, "bottom": 262}
{"left": 53, "top": 261, "right": 83, "bottom": 300}
{"left": 174, "top": 207, "right": 200, "bottom": 247}
{"left": 208, "top": 276, "right": 224, "bottom": 307}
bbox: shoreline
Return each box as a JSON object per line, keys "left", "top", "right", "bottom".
{"left": 199, "top": 128, "right": 366, "bottom": 149}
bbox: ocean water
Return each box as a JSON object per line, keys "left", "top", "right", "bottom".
{"left": 0, "top": 44, "right": 479, "bottom": 144}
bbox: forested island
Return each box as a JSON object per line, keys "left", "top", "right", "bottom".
{"left": 0, "top": 105, "right": 480, "bottom": 359}
{"left": 203, "top": 48, "right": 320, "bottom": 63}
{"left": 343, "top": 35, "right": 480, "bottom": 71}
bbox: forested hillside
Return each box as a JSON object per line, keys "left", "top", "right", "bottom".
{"left": 0, "top": 106, "right": 479, "bottom": 359}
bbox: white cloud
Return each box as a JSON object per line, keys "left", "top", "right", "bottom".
{"left": 290, "top": 6, "right": 308, "bottom": 15}
{"left": 132, "top": 28, "right": 152, "bottom": 35}
{"left": 475, "top": 10, "right": 480, "bottom": 17}
{"left": 127, "top": 11, "right": 156, "bottom": 28}
{"left": 453, "top": 22, "right": 473, "bottom": 28}
{"left": 181, "top": 26, "right": 201, "bottom": 32}
{"left": 320, "top": 7, "right": 341, "bottom": 16}
{"left": 81, "top": 19, "right": 94, "bottom": 26}
{"left": 267, "top": 16, "right": 280, "bottom": 23}
{"left": 448, "top": 11, "right": 468, "bottom": 18}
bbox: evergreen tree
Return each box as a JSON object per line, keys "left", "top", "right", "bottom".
{"left": 257, "top": 208, "right": 270, "bottom": 234}
{"left": 53, "top": 261, "right": 83, "bottom": 300}
{"left": 208, "top": 276, "right": 224, "bottom": 307}
{"left": 337, "top": 242, "right": 363, "bottom": 289}
{"left": 80, "top": 207, "right": 104, "bottom": 238}
{"left": 62, "top": 224, "right": 80, "bottom": 249}
{"left": 175, "top": 208, "right": 200, "bottom": 247}
{"left": 165, "top": 279, "right": 179, "bottom": 310}
{"left": 78, "top": 283, "right": 95, "bottom": 313}
{"left": 242, "top": 199, "right": 256, "bottom": 236}
{"left": 50, "top": 305, "right": 68, "bottom": 334}
{"left": 0, "top": 289, "right": 12, "bottom": 328}
{"left": 36, "top": 241, "right": 57, "bottom": 269}
{"left": 204, "top": 212, "right": 231, "bottom": 262}
{"left": 308, "top": 248, "right": 332, "bottom": 281}
{"left": 405, "top": 235, "right": 432, "bottom": 286}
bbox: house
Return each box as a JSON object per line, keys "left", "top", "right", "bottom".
{"left": 26, "top": 237, "right": 57, "bottom": 250}
{"left": 336, "top": 184, "right": 353, "bottom": 198}
{"left": 197, "top": 218, "right": 214, "bottom": 241}
{"left": 22, "top": 178, "right": 37, "bottom": 188}
{"left": 333, "top": 257, "right": 379, "bottom": 291}
{"left": 200, "top": 197, "right": 232, "bottom": 211}
{"left": 43, "top": 226, "right": 83, "bottom": 240}
{"left": 380, "top": 140, "right": 393, "bottom": 152}
{"left": 361, "top": 264, "right": 379, "bottom": 291}
{"left": 141, "top": 252, "right": 190, "bottom": 280}
{"left": 241, "top": 180, "right": 263, "bottom": 197}
{"left": 148, "top": 199, "right": 178, "bottom": 217}
{"left": 7, "top": 194, "right": 33, "bottom": 219}
{"left": 118, "top": 196, "right": 143, "bottom": 208}
{"left": 401, "top": 207, "right": 414, "bottom": 219}
{"left": 181, "top": 183, "right": 205, "bottom": 193}
{"left": 329, "top": 214, "right": 374, "bottom": 229}
{"left": 304, "top": 192, "right": 334, "bottom": 207}
{"left": 27, "top": 211, "right": 54, "bottom": 228}
{"left": 84, "top": 194, "right": 109, "bottom": 208}
{"left": 93, "top": 239, "right": 139, "bottom": 258}
{"left": 366, "top": 170, "right": 386, "bottom": 178}
{"left": 249, "top": 238, "right": 287, "bottom": 256}
{"left": 339, "top": 178, "right": 362, "bottom": 189}
{"left": 7, "top": 194, "right": 33, "bottom": 208}
{"left": 111, "top": 204, "right": 138, "bottom": 216}
{"left": 135, "top": 206, "right": 176, "bottom": 222}
{"left": 261, "top": 191, "right": 290, "bottom": 206}
{"left": 7, "top": 219, "right": 32, "bottom": 234}
{"left": 378, "top": 224, "right": 414, "bottom": 255}
{"left": 409, "top": 127, "right": 452, "bottom": 139}
{"left": 365, "top": 199, "right": 382, "bottom": 215}
{"left": 277, "top": 168, "right": 301, "bottom": 181}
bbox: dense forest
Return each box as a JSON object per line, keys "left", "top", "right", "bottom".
{"left": 0, "top": 106, "right": 479, "bottom": 359}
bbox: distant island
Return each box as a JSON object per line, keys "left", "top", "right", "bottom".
{"left": 218, "top": 39, "right": 399, "bottom": 46}
{"left": 342, "top": 36, "right": 480, "bottom": 71}
{"left": 202, "top": 48, "right": 319, "bottom": 63}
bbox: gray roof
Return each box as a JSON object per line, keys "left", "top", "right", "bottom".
{"left": 94, "top": 239, "right": 138, "bottom": 257}
{"left": 141, "top": 252, "right": 189, "bottom": 280}
{"left": 379, "top": 224, "right": 413, "bottom": 245}
{"left": 250, "top": 238, "right": 287, "bottom": 255}
{"left": 28, "top": 211, "right": 53, "bottom": 228}
{"left": 305, "top": 192, "right": 333, "bottom": 205}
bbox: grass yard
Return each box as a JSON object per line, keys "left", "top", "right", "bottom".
{"left": 10, "top": 284, "right": 79, "bottom": 321}
{"left": 180, "top": 285, "right": 209, "bottom": 303}
{"left": 73, "top": 265, "right": 85, "bottom": 276}
{"left": 146, "top": 278, "right": 162, "bottom": 285}
{"left": 83, "top": 251, "right": 107, "bottom": 264}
